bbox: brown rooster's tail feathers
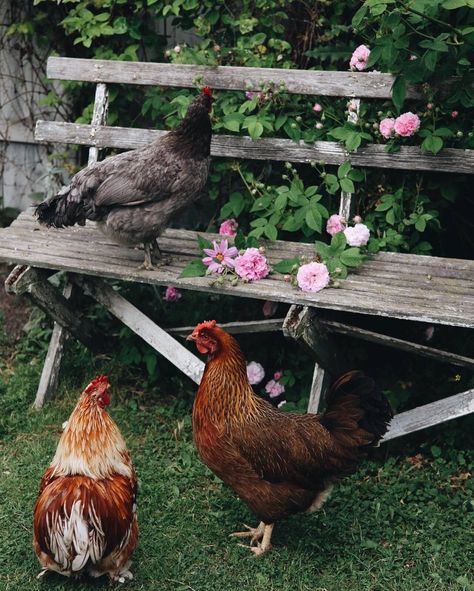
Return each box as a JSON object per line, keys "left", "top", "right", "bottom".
{"left": 322, "top": 370, "right": 393, "bottom": 448}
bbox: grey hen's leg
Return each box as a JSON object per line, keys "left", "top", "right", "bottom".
{"left": 140, "top": 240, "right": 172, "bottom": 270}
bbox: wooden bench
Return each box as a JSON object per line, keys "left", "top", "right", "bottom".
{"left": 1, "top": 56, "right": 473, "bottom": 442}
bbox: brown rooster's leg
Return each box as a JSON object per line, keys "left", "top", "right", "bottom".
{"left": 237, "top": 523, "right": 274, "bottom": 556}
{"left": 139, "top": 240, "right": 171, "bottom": 270}
{"left": 229, "top": 521, "right": 265, "bottom": 544}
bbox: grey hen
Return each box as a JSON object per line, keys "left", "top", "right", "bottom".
{"left": 36, "top": 87, "right": 213, "bottom": 269}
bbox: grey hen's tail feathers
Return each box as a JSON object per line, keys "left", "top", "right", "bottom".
{"left": 35, "top": 186, "right": 86, "bottom": 228}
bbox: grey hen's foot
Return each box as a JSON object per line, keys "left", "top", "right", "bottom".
{"left": 139, "top": 241, "right": 172, "bottom": 270}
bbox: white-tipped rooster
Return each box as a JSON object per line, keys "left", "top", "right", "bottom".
{"left": 33, "top": 376, "right": 138, "bottom": 581}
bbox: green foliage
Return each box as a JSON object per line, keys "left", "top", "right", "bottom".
{"left": 10, "top": 0, "right": 474, "bottom": 259}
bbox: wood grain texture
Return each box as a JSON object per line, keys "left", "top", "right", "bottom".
{"left": 46, "top": 56, "right": 420, "bottom": 99}
{"left": 34, "top": 121, "right": 474, "bottom": 174}
{"left": 382, "top": 388, "right": 474, "bottom": 442}
{"left": 1, "top": 211, "right": 473, "bottom": 328}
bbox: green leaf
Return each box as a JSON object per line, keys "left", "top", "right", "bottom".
{"left": 340, "top": 247, "right": 364, "bottom": 267}
{"left": 305, "top": 208, "right": 322, "bottom": 232}
{"left": 273, "top": 257, "right": 299, "bottom": 274}
{"left": 179, "top": 260, "right": 207, "bottom": 278}
{"left": 352, "top": 5, "right": 368, "bottom": 26}
{"left": 264, "top": 224, "right": 278, "bottom": 241}
{"left": 197, "top": 234, "right": 212, "bottom": 250}
{"left": 235, "top": 232, "right": 246, "bottom": 250}
{"left": 340, "top": 178, "right": 355, "bottom": 193}
{"left": 345, "top": 132, "right": 361, "bottom": 152}
{"left": 229, "top": 192, "right": 245, "bottom": 217}
{"left": 282, "top": 216, "right": 302, "bottom": 232}
{"left": 304, "top": 185, "right": 318, "bottom": 197}
{"left": 433, "top": 127, "right": 454, "bottom": 138}
{"left": 222, "top": 112, "right": 244, "bottom": 132}
{"left": 415, "top": 218, "right": 427, "bottom": 232}
{"left": 348, "top": 169, "right": 365, "bottom": 182}
{"left": 442, "top": 0, "right": 471, "bottom": 9}
{"left": 391, "top": 76, "right": 406, "bottom": 111}
{"left": 337, "top": 161, "right": 351, "bottom": 179}
{"left": 330, "top": 231, "right": 347, "bottom": 254}
{"left": 422, "top": 135, "right": 443, "bottom": 155}
{"left": 314, "top": 241, "right": 331, "bottom": 260}
{"left": 274, "top": 193, "right": 288, "bottom": 210}
{"left": 275, "top": 114, "right": 288, "bottom": 130}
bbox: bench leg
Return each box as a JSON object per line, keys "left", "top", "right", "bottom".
{"left": 72, "top": 275, "right": 204, "bottom": 384}
{"left": 33, "top": 282, "right": 76, "bottom": 409}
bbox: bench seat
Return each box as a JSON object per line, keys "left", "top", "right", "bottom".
{"left": 2, "top": 210, "right": 473, "bottom": 329}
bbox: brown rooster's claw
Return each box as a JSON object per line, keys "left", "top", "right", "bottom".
{"left": 229, "top": 522, "right": 265, "bottom": 545}
{"left": 232, "top": 522, "right": 274, "bottom": 555}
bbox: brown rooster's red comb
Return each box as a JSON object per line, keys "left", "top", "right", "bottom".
{"left": 195, "top": 319, "right": 217, "bottom": 332}
{"left": 202, "top": 86, "right": 213, "bottom": 98}
{"left": 85, "top": 375, "right": 109, "bottom": 394}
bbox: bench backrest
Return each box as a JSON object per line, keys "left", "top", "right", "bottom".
{"left": 35, "top": 57, "right": 474, "bottom": 219}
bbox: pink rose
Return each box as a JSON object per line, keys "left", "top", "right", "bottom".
{"left": 379, "top": 117, "right": 396, "bottom": 139}
{"left": 353, "top": 215, "right": 362, "bottom": 224}
{"left": 409, "top": 55, "right": 418, "bottom": 61}
{"left": 344, "top": 223, "right": 370, "bottom": 247}
{"left": 349, "top": 45, "right": 370, "bottom": 71}
{"left": 394, "top": 112, "right": 420, "bottom": 137}
{"left": 315, "top": 122, "right": 323, "bottom": 130}
{"left": 234, "top": 248, "right": 270, "bottom": 282}
{"left": 296, "top": 262, "right": 330, "bottom": 293}
{"left": 164, "top": 286, "right": 182, "bottom": 302}
{"left": 427, "top": 103, "right": 434, "bottom": 110}
{"left": 326, "top": 214, "right": 346, "bottom": 236}
{"left": 273, "top": 371, "right": 283, "bottom": 380}
{"left": 312, "top": 103, "right": 322, "bottom": 112}
{"left": 219, "top": 218, "right": 238, "bottom": 237}
{"left": 265, "top": 379, "right": 285, "bottom": 398}
{"left": 247, "top": 361, "right": 265, "bottom": 385}
{"left": 451, "top": 111, "right": 459, "bottom": 119}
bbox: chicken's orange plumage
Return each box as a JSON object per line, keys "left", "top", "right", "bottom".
{"left": 33, "top": 376, "right": 138, "bottom": 581}
{"left": 188, "top": 321, "right": 393, "bottom": 555}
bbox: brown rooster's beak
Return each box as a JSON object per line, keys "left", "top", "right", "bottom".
{"left": 186, "top": 332, "right": 197, "bottom": 342}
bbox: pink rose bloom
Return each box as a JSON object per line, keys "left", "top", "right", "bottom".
{"left": 247, "top": 361, "right": 265, "bottom": 385}
{"left": 349, "top": 44, "right": 370, "bottom": 71}
{"left": 451, "top": 111, "right": 459, "bottom": 119}
{"left": 265, "top": 379, "right": 285, "bottom": 398}
{"left": 273, "top": 370, "right": 283, "bottom": 380}
{"left": 394, "top": 112, "right": 420, "bottom": 137}
{"left": 326, "top": 214, "right": 346, "bottom": 236}
{"left": 219, "top": 218, "right": 238, "bottom": 237}
{"left": 344, "top": 223, "right": 370, "bottom": 247}
{"left": 296, "top": 262, "right": 330, "bottom": 293}
{"left": 234, "top": 248, "right": 270, "bottom": 281}
{"left": 312, "top": 103, "right": 322, "bottom": 112}
{"left": 379, "top": 117, "right": 395, "bottom": 139}
{"left": 353, "top": 215, "right": 362, "bottom": 224}
{"left": 164, "top": 286, "right": 182, "bottom": 302}
{"left": 409, "top": 55, "right": 418, "bottom": 61}
{"left": 202, "top": 239, "right": 238, "bottom": 274}
{"left": 262, "top": 300, "right": 278, "bottom": 318}
{"left": 315, "top": 122, "right": 323, "bottom": 130}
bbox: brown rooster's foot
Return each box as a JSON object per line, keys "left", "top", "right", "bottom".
{"left": 233, "top": 522, "right": 274, "bottom": 556}
{"left": 229, "top": 522, "right": 265, "bottom": 545}
{"left": 237, "top": 541, "right": 273, "bottom": 556}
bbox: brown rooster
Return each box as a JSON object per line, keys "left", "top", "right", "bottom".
{"left": 36, "top": 87, "right": 213, "bottom": 269}
{"left": 33, "top": 376, "right": 138, "bottom": 580}
{"left": 188, "top": 320, "right": 393, "bottom": 555}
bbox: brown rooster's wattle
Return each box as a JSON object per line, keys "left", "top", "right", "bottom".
{"left": 35, "top": 87, "right": 213, "bottom": 269}
{"left": 188, "top": 320, "right": 393, "bottom": 555}
{"left": 33, "top": 376, "right": 138, "bottom": 581}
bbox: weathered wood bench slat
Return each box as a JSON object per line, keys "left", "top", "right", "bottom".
{"left": 35, "top": 121, "right": 474, "bottom": 175}
{"left": 2, "top": 212, "right": 473, "bottom": 327}
{"left": 12, "top": 214, "right": 474, "bottom": 280}
{"left": 47, "top": 56, "right": 419, "bottom": 99}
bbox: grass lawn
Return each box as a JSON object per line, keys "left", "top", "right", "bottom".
{"left": 1, "top": 349, "right": 473, "bottom": 591}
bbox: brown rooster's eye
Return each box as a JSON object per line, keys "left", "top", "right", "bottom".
{"left": 200, "top": 333, "right": 208, "bottom": 340}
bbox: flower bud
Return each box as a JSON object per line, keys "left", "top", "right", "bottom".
{"left": 283, "top": 274, "right": 291, "bottom": 282}
{"left": 353, "top": 215, "right": 362, "bottom": 223}
{"left": 456, "top": 131, "right": 463, "bottom": 138}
